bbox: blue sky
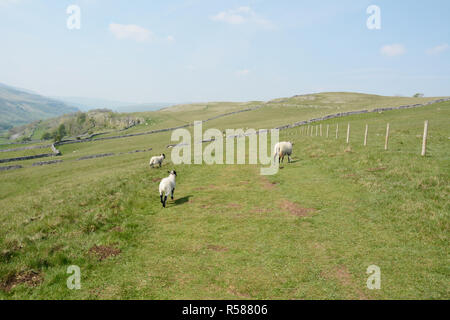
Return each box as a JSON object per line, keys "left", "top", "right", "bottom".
{"left": 0, "top": 0, "right": 449, "bottom": 103}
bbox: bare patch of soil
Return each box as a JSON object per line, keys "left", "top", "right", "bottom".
{"left": 0, "top": 270, "right": 43, "bottom": 292}
{"left": 227, "top": 203, "right": 241, "bottom": 209}
{"left": 279, "top": 199, "right": 316, "bottom": 217}
{"left": 322, "top": 265, "right": 367, "bottom": 300}
{"left": 89, "top": 245, "right": 121, "bottom": 261}
{"left": 333, "top": 265, "right": 353, "bottom": 287}
{"left": 152, "top": 178, "right": 160, "bottom": 182}
{"left": 260, "top": 178, "right": 278, "bottom": 190}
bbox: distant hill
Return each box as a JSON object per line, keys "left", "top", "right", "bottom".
{"left": 53, "top": 96, "right": 174, "bottom": 113}
{"left": 0, "top": 83, "right": 78, "bottom": 131}
{"left": 114, "top": 102, "right": 175, "bottom": 113}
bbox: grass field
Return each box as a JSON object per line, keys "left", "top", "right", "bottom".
{"left": 0, "top": 94, "right": 449, "bottom": 299}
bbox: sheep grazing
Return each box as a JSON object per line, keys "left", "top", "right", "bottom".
{"left": 159, "top": 170, "right": 177, "bottom": 208}
{"left": 149, "top": 154, "right": 166, "bottom": 168}
{"left": 274, "top": 141, "right": 294, "bottom": 163}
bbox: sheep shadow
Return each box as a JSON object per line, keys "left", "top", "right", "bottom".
{"left": 174, "top": 195, "right": 192, "bottom": 206}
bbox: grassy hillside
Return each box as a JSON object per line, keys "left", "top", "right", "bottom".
{"left": 5, "top": 92, "right": 443, "bottom": 144}
{"left": 0, "top": 94, "right": 448, "bottom": 299}
{"left": 64, "top": 93, "right": 446, "bottom": 142}
{"left": 0, "top": 83, "right": 78, "bottom": 133}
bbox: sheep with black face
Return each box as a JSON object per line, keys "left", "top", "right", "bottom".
{"left": 149, "top": 153, "right": 165, "bottom": 168}
{"left": 159, "top": 170, "right": 176, "bottom": 208}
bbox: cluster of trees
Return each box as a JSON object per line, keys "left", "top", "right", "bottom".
{"left": 40, "top": 110, "right": 145, "bottom": 142}
{"left": 41, "top": 124, "right": 67, "bottom": 142}
{"left": 41, "top": 111, "right": 95, "bottom": 142}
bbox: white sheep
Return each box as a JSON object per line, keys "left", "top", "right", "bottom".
{"left": 149, "top": 153, "right": 166, "bottom": 168}
{"left": 159, "top": 170, "right": 177, "bottom": 208}
{"left": 274, "top": 141, "right": 294, "bottom": 163}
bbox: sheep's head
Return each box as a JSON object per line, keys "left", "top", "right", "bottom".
{"left": 168, "top": 170, "right": 177, "bottom": 176}
{"left": 161, "top": 153, "right": 166, "bottom": 158}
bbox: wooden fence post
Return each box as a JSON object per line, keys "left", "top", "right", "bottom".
{"left": 326, "top": 124, "right": 329, "bottom": 138}
{"left": 364, "top": 124, "right": 368, "bottom": 146}
{"left": 384, "top": 123, "right": 390, "bottom": 150}
{"left": 320, "top": 124, "right": 322, "bottom": 137}
{"left": 346, "top": 123, "right": 350, "bottom": 144}
{"left": 336, "top": 124, "right": 339, "bottom": 139}
{"left": 315, "top": 125, "right": 318, "bottom": 136}
{"left": 421, "top": 120, "right": 428, "bottom": 156}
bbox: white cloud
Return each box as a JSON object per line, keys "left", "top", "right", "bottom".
{"left": 426, "top": 43, "right": 448, "bottom": 55}
{"left": 109, "top": 23, "right": 152, "bottom": 42}
{"left": 380, "top": 44, "right": 406, "bottom": 57}
{"left": 210, "top": 6, "right": 272, "bottom": 27}
{"left": 167, "top": 35, "right": 175, "bottom": 42}
{"left": 236, "top": 69, "right": 250, "bottom": 76}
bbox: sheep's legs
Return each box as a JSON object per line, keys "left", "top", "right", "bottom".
{"left": 288, "top": 155, "right": 291, "bottom": 163}
{"left": 171, "top": 188, "right": 175, "bottom": 200}
{"left": 160, "top": 194, "right": 167, "bottom": 207}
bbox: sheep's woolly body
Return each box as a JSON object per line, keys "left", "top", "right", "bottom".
{"left": 159, "top": 170, "right": 176, "bottom": 207}
{"left": 159, "top": 175, "right": 176, "bottom": 197}
{"left": 274, "top": 141, "right": 293, "bottom": 163}
{"left": 150, "top": 154, "right": 165, "bottom": 167}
